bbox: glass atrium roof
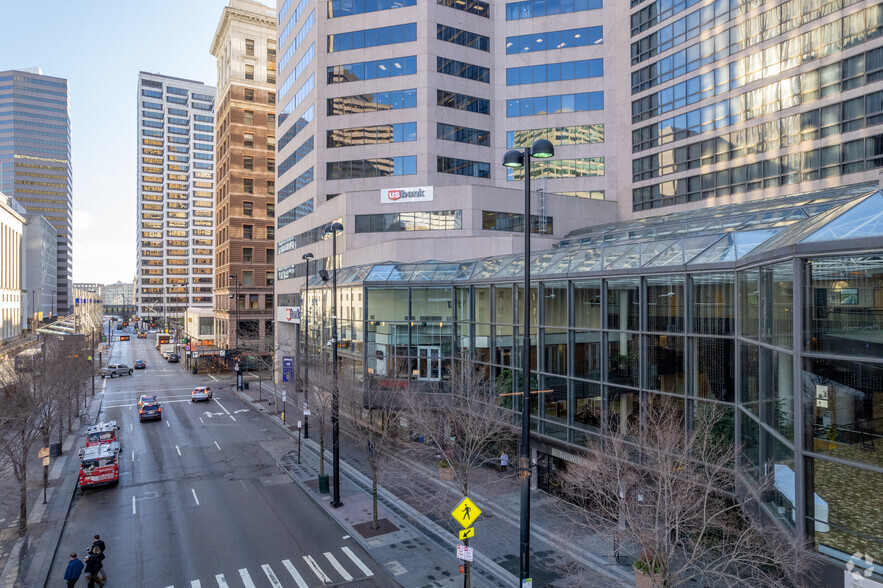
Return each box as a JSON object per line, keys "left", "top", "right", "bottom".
{"left": 306, "top": 184, "right": 883, "bottom": 287}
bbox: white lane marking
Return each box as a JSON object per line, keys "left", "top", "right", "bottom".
{"left": 233, "top": 409, "right": 249, "bottom": 414}
{"left": 214, "top": 441, "right": 221, "bottom": 451}
{"left": 191, "top": 581, "right": 201, "bottom": 588}
{"left": 238, "top": 568, "right": 256, "bottom": 588}
{"left": 209, "top": 374, "right": 218, "bottom": 381}
{"left": 325, "top": 552, "right": 353, "bottom": 581}
{"left": 212, "top": 398, "right": 236, "bottom": 421}
{"left": 191, "top": 488, "right": 199, "bottom": 506}
{"left": 132, "top": 496, "right": 136, "bottom": 514}
{"left": 240, "top": 479, "right": 250, "bottom": 494}
{"left": 282, "top": 559, "right": 309, "bottom": 588}
{"left": 262, "top": 564, "right": 283, "bottom": 587}
{"left": 166, "top": 420, "right": 171, "bottom": 428}
{"left": 303, "top": 555, "right": 332, "bottom": 583}
{"left": 131, "top": 451, "right": 135, "bottom": 462}
{"left": 215, "top": 573, "right": 228, "bottom": 587}
{"left": 176, "top": 446, "right": 181, "bottom": 456}
{"left": 199, "top": 417, "right": 204, "bottom": 424}
{"left": 130, "top": 423, "right": 133, "bottom": 431}
{"left": 342, "top": 546, "right": 374, "bottom": 576}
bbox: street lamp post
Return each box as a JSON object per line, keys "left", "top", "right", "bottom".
{"left": 501, "top": 138, "right": 554, "bottom": 584}
{"left": 301, "top": 252, "right": 314, "bottom": 439}
{"left": 324, "top": 222, "right": 343, "bottom": 508}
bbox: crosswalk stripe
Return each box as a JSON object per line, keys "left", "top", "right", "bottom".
{"left": 342, "top": 546, "right": 374, "bottom": 576}
{"left": 303, "top": 555, "right": 332, "bottom": 583}
{"left": 283, "top": 559, "right": 309, "bottom": 588}
{"left": 191, "top": 581, "right": 201, "bottom": 588}
{"left": 238, "top": 568, "right": 256, "bottom": 588}
{"left": 215, "top": 573, "right": 228, "bottom": 587}
{"left": 262, "top": 564, "right": 284, "bottom": 587}
{"left": 324, "top": 552, "right": 353, "bottom": 581}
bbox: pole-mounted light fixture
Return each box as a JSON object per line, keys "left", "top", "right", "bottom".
{"left": 323, "top": 222, "right": 344, "bottom": 508}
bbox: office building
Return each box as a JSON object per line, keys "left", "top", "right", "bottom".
{"left": 23, "top": 212, "right": 58, "bottom": 320}
{"left": 103, "top": 281, "right": 134, "bottom": 306}
{"left": 135, "top": 72, "right": 217, "bottom": 329}
{"left": 211, "top": 0, "right": 278, "bottom": 351}
{"left": 0, "top": 191, "right": 25, "bottom": 340}
{"left": 0, "top": 68, "right": 73, "bottom": 316}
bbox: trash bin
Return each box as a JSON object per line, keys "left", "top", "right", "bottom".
{"left": 49, "top": 442, "right": 62, "bottom": 457}
{"left": 244, "top": 381, "right": 250, "bottom": 390}
{"left": 192, "top": 367, "right": 198, "bottom": 374}
{"left": 318, "top": 474, "right": 330, "bottom": 494}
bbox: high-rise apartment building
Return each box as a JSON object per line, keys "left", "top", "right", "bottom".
{"left": 0, "top": 191, "right": 25, "bottom": 340}
{"left": 135, "top": 73, "right": 217, "bottom": 327}
{"left": 0, "top": 68, "right": 73, "bottom": 316}
{"left": 211, "top": 0, "right": 278, "bottom": 351}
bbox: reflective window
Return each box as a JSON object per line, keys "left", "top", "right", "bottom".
{"left": 437, "top": 57, "right": 489, "bottom": 83}
{"left": 327, "top": 56, "right": 417, "bottom": 84}
{"left": 437, "top": 0, "right": 489, "bottom": 18}
{"left": 437, "top": 123, "right": 490, "bottom": 146}
{"left": 438, "top": 156, "right": 490, "bottom": 178}
{"left": 437, "top": 25, "right": 489, "bottom": 51}
{"left": 328, "top": 89, "right": 417, "bottom": 115}
{"left": 327, "top": 23, "right": 417, "bottom": 53}
{"left": 508, "top": 125, "right": 604, "bottom": 149}
{"left": 647, "top": 275, "right": 684, "bottom": 332}
{"left": 437, "top": 90, "right": 489, "bottom": 114}
{"left": 354, "top": 210, "right": 462, "bottom": 232}
{"left": 508, "top": 0, "right": 601, "bottom": 20}
{"left": 327, "top": 156, "right": 416, "bottom": 179}
{"left": 506, "top": 92, "right": 603, "bottom": 117}
{"left": 327, "top": 0, "right": 416, "bottom": 18}
{"left": 507, "top": 158, "right": 605, "bottom": 180}
{"left": 647, "top": 334, "right": 685, "bottom": 393}
{"left": 277, "top": 197, "right": 314, "bottom": 228}
{"left": 692, "top": 273, "right": 734, "bottom": 335}
{"left": 278, "top": 104, "right": 314, "bottom": 151}
{"left": 507, "top": 59, "right": 603, "bottom": 86}
{"left": 277, "top": 167, "right": 313, "bottom": 203}
{"left": 328, "top": 122, "right": 416, "bottom": 147}
{"left": 279, "top": 10, "right": 315, "bottom": 72}
{"left": 482, "top": 211, "right": 553, "bottom": 234}
{"left": 506, "top": 27, "right": 603, "bottom": 55}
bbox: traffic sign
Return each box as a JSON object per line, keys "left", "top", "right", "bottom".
{"left": 38, "top": 447, "right": 49, "bottom": 459}
{"left": 42, "top": 457, "right": 50, "bottom": 467}
{"left": 451, "top": 496, "right": 481, "bottom": 529}
{"left": 458, "top": 527, "right": 475, "bottom": 540}
{"left": 456, "top": 545, "right": 473, "bottom": 562}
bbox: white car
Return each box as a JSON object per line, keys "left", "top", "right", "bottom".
{"left": 191, "top": 387, "right": 213, "bottom": 402}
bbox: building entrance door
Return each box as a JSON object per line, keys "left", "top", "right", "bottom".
{"left": 417, "top": 346, "right": 441, "bottom": 380}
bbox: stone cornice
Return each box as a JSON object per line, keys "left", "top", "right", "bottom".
{"left": 211, "top": 6, "right": 276, "bottom": 56}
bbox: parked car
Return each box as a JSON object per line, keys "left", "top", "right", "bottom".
{"left": 99, "top": 364, "right": 133, "bottom": 378}
{"left": 134, "top": 360, "right": 146, "bottom": 369}
{"left": 191, "top": 387, "right": 213, "bottom": 402}
{"left": 139, "top": 402, "right": 162, "bottom": 422}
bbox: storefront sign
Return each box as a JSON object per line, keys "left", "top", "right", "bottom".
{"left": 381, "top": 186, "right": 433, "bottom": 204}
{"left": 277, "top": 306, "right": 301, "bottom": 324}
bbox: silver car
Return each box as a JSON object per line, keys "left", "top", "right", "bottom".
{"left": 99, "top": 364, "right": 133, "bottom": 378}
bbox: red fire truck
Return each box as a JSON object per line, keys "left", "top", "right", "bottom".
{"left": 85, "top": 421, "right": 120, "bottom": 450}
{"left": 78, "top": 444, "right": 119, "bottom": 493}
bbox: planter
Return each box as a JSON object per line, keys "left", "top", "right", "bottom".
{"left": 439, "top": 466, "right": 454, "bottom": 481}
{"left": 634, "top": 562, "right": 661, "bottom": 588}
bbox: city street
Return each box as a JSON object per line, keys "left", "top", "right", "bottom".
{"left": 48, "top": 329, "right": 398, "bottom": 587}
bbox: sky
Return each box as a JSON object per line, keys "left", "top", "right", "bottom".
{"left": 0, "top": 0, "right": 245, "bottom": 284}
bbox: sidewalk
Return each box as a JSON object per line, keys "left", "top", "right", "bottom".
{"left": 238, "top": 379, "right": 634, "bottom": 588}
{"left": 0, "top": 389, "right": 105, "bottom": 588}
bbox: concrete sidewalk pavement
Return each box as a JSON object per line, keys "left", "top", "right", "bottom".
{"left": 238, "top": 379, "right": 634, "bottom": 588}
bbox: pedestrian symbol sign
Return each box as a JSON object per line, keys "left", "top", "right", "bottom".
{"left": 451, "top": 496, "right": 481, "bottom": 529}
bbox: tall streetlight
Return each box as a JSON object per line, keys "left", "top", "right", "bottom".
{"left": 301, "top": 252, "right": 314, "bottom": 439}
{"left": 324, "top": 222, "right": 344, "bottom": 508}
{"left": 501, "top": 138, "right": 554, "bottom": 585}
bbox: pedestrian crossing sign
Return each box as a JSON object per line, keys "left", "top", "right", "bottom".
{"left": 451, "top": 496, "right": 481, "bottom": 529}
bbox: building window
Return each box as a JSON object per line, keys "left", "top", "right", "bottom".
{"left": 327, "top": 23, "right": 417, "bottom": 53}
{"left": 243, "top": 271, "right": 254, "bottom": 286}
{"left": 266, "top": 272, "right": 274, "bottom": 286}
{"left": 266, "top": 226, "right": 275, "bottom": 239}
{"left": 267, "top": 47, "right": 276, "bottom": 62}
{"left": 327, "top": 0, "right": 415, "bottom": 18}
{"left": 243, "top": 247, "right": 253, "bottom": 263}
{"left": 327, "top": 156, "right": 417, "bottom": 179}
{"left": 437, "top": 90, "right": 489, "bottom": 114}
{"left": 267, "top": 136, "right": 276, "bottom": 150}
{"left": 482, "top": 211, "right": 552, "bottom": 234}
{"left": 437, "top": 57, "right": 489, "bottom": 82}
{"left": 268, "top": 92, "right": 276, "bottom": 105}
{"left": 438, "top": 156, "right": 490, "bottom": 178}
{"left": 244, "top": 178, "right": 254, "bottom": 194}
{"left": 507, "top": 92, "right": 604, "bottom": 117}
{"left": 327, "top": 122, "right": 417, "bottom": 147}
{"left": 265, "top": 294, "right": 274, "bottom": 309}
{"left": 267, "top": 158, "right": 275, "bottom": 173}
{"left": 328, "top": 89, "right": 417, "bottom": 115}
{"left": 245, "top": 65, "right": 254, "bottom": 80}
{"left": 244, "top": 156, "right": 254, "bottom": 170}
{"left": 245, "top": 39, "right": 255, "bottom": 57}
{"left": 266, "top": 248, "right": 274, "bottom": 263}
{"left": 243, "top": 202, "right": 254, "bottom": 217}
{"left": 267, "top": 113, "right": 275, "bottom": 127}
{"left": 437, "top": 25, "right": 490, "bottom": 51}
{"left": 244, "top": 110, "right": 254, "bottom": 125}
{"left": 355, "top": 210, "right": 463, "bottom": 232}
{"left": 244, "top": 133, "right": 254, "bottom": 148}
{"left": 267, "top": 180, "right": 275, "bottom": 196}
{"left": 245, "top": 88, "right": 254, "bottom": 101}
{"left": 267, "top": 203, "right": 275, "bottom": 218}
{"left": 506, "top": 27, "right": 603, "bottom": 55}
{"left": 437, "top": 123, "right": 490, "bottom": 146}
{"left": 437, "top": 0, "right": 488, "bottom": 17}
{"left": 244, "top": 225, "right": 253, "bottom": 239}
{"left": 327, "top": 56, "right": 417, "bottom": 84}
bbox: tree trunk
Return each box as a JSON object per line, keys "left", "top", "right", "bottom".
{"left": 372, "top": 474, "right": 379, "bottom": 530}
{"left": 319, "top": 432, "right": 325, "bottom": 476}
{"left": 18, "top": 458, "right": 28, "bottom": 536}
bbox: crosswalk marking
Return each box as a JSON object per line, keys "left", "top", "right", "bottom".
{"left": 191, "top": 581, "right": 201, "bottom": 588}
{"left": 215, "top": 573, "right": 228, "bottom": 587}
{"left": 282, "top": 559, "right": 309, "bottom": 588}
{"left": 324, "top": 552, "right": 353, "bottom": 581}
{"left": 303, "top": 555, "right": 332, "bottom": 583}
{"left": 342, "top": 546, "right": 374, "bottom": 576}
{"left": 262, "top": 564, "right": 284, "bottom": 587}
{"left": 238, "top": 568, "right": 255, "bottom": 588}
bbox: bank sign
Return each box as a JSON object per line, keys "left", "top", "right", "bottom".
{"left": 277, "top": 306, "right": 301, "bottom": 324}
{"left": 381, "top": 186, "right": 433, "bottom": 204}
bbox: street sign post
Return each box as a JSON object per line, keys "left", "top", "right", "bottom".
{"left": 456, "top": 545, "right": 474, "bottom": 562}
{"left": 451, "top": 496, "right": 481, "bottom": 529}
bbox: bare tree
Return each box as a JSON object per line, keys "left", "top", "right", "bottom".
{"left": 304, "top": 366, "right": 335, "bottom": 477}
{"left": 0, "top": 346, "right": 48, "bottom": 536}
{"left": 407, "top": 365, "right": 518, "bottom": 497}
{"left": 338, "top": 373, "right": 402, "bottom": 530}
{"left": 558, "top": 402, "right": 813, "bottom": 588}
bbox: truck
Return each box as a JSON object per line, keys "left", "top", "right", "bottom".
{"left": 85, "top": 421, "right": 121, "bottom": 451}
{"left": 78, "top": 444, "right": 119, "bottom": 493}
{"left": 160, "top": 343, "right": 177, "bottom": 359}
{"left": 155, "top": 333, "right": 171, "bottom": 349}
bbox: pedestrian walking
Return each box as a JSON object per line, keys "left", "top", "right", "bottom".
{"left": 64, "top": 553, "right": 84, "bottom": 588}
{"left": 500, "top": 451, "right": 509, "bottom": 474}
{"left": 91, "top": 535, "right": 107, "bottom": 582}
{"left": 84, "top": 547, "right": 105, "bottom": 588}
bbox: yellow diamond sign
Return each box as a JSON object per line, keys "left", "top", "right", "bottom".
{"left": 451, "top": 496, "right": 481, "bottom": 529}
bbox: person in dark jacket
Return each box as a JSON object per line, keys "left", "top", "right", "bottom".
{"left": 84, "top": 547, "right": 105, "bottom": 588}
{"left": 91, "top": 535, "right": 107, "bottom": 582}
{"left": 64, "top": 553, "right": 84, "bottom": 587}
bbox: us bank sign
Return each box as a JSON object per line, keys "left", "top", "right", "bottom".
{"left": 381, "top": 186, "right": 433, "bottom": 204}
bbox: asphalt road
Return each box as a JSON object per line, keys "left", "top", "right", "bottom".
{"left": 49, "top": 328, "right": 399, "bottom": 588}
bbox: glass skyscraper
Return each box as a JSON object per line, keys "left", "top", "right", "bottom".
{"left": 0, "top": 68, "right": 73, "bottom": 315}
